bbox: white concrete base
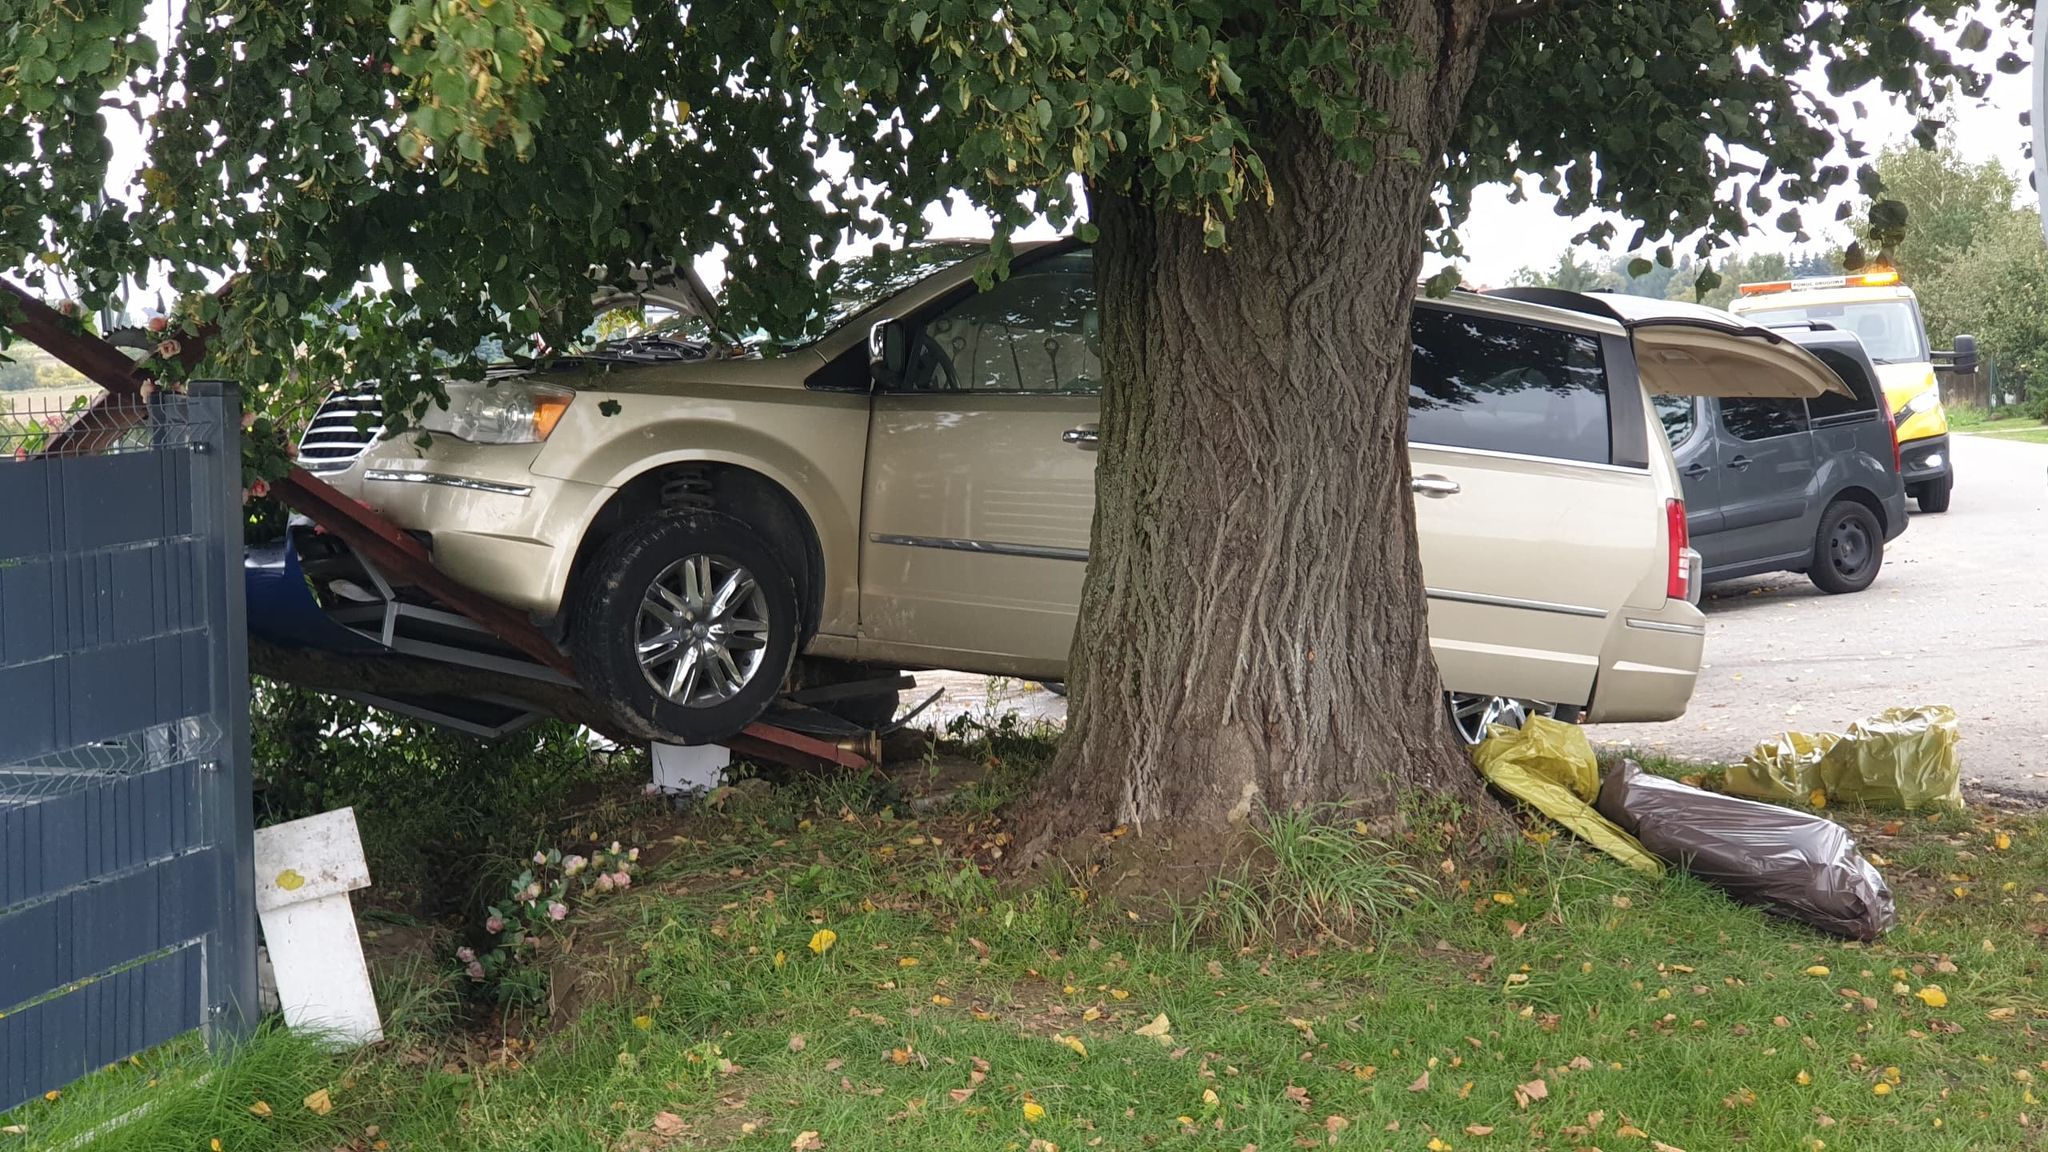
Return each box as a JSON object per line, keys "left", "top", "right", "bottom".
{"left": 652, "top": 743, "right": 729, "bottom": 795}
{"left": 252, "top": 808, "right": 383, "bottom": 1047}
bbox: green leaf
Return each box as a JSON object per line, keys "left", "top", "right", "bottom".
{"left": 1626, "top": 257, "right": 1653, "bottom": 278}
{"left": 908, "top": 10, "right": 928, "bottom": 41}
{"left": 388, "top": 5, "right": 416, "bottom": 41}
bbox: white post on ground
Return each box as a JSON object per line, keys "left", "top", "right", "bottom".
{"left": 251, "top": 808, "right": 384, "bottom": 1046}
{"left": 651, "top": 743, "right": 729, "bottom": 795}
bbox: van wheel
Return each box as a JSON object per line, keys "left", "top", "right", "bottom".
{"left": 571, "top": 511, "right": 799, "bottom": 745}
{"left": 1445, "top": 693, "right": 1555, "bottom": 747}
{"left": 1808, "top": 500, "right": 1884, "bottom": 595}
{"left": 1915, "top": 474, "right": 1953, "bottom": 514}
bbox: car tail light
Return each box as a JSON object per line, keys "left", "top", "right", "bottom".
{"left": 1876, "top": 390, "right": 1902, "bottom": 472}
{"left": 1665, "top": 498, "right": 1690, "bottom": 601}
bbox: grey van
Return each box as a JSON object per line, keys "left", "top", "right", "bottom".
{"left": 1653, "top": 328, "right": 1908, "bottom": 594}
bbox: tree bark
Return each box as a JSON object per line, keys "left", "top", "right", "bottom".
{"left": 1019, "top": 1, "right": 1497, "bottom": 862}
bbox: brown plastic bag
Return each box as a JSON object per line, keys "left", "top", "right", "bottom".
{"left": 1474, "top": 719, "right": 1663, "bottom": 876}
{"left": 1596, "top": 761, "right": 1896, "bottom": 940}
{"left": 1816, "top": 705, "right": 1963, "bottom": 811}
{"left": 1726, "top": 731, "right": 1841, "bottom": 804}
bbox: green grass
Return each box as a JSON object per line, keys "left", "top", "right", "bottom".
{"left": 1960, "top": 421, "right": 2048, "bottom": 445}
{"left": 14, "top": 763, "right": 2048, "bottom": 1152}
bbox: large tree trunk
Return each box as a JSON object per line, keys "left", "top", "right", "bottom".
{"left": 1019, "top": 3, "right": 1496, "bottom": 863}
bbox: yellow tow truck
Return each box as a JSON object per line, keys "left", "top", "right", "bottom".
{"left": 1730, "top": 270, "right": 1963, "bottom": 513}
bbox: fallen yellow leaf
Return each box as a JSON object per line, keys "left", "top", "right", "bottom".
{"left": 931, "top": 994, "right": 953, "bottom": 1006}
{"left": 275, "top": 869, "right": 305, "bottom": 891}
{"left": 248, "top": 1101, "right": 272, "bottom": 1118}
{"left": 303, "top": 1088, "right": 332, "bottom": 1116}
{"left": 1134, "top": 1013, "right": 1173, "bottom": 1044}
{"left": 633, "top": 1014, "right": 653, "bottom": 1030}
{"left": 1997, "top": 832, "right": 2012, "bottom": 850}
{"left": 211, "top": 1142, "right": 223, "bottom": 1152}
{"left": 774, "top": 950, "right": 786, "bottom": 969}
{"left": 1809, "top": 788, "right": 1828, "bottom": 809}
{"left": 791, "top": 1131, "right": 824, "bottom": 1151}
{"left": 898, "top": 956, "right": 918, "bottom": 967}
{"left": 1022, "top": 1100, "right": 1047, "bottom": 1123}
{"left": 1491, "top": 892, "right": 1516, "bottom": 905}
{"left": 1465, "top": 1124, "right": 1495, "bottom": 1135}
{"left": 1428, "top": 1140, "right": 1451, "bottom": 1151}
{"left": 1804, "top": 966, "right": 1831, "bottom": 977}
{"left": 1796, "top": 1069, "right": 1812, "bottom": 1085}
{"left": 1872, "top": 1082, "right": 1891, "bottom": 1096}
{"left": 809, "top": 929, "right": 838, "bottom": 955}
{"left": 1054, "top": 1034, "right": 1088, "bottom": 1058}
{"left": 42, "top": 1092, "right": 58, "bottom": 1103}
{"left": 1915, "top": 985, "right": 1949, "bottom": 1008}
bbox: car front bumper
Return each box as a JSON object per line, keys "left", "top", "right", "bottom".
{"left": 342, "top": 443, "right": 610, "bottom": 618}
{"left": 1898, "top": 432, "right": 1952, "bottom": 488}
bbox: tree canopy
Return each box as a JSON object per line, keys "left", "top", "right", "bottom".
{"left": 0, "top": 1, "right": 2031, "bottom": 447}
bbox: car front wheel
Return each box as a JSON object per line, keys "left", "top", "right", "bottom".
{"left": 1914, "top": 474, "right": 1953, "bottom": 514}
{"left": 571, "top": 511, "right": 799, "bottom": 745}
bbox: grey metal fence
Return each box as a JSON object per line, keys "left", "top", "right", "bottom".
{"left": 0, "top": 382, "right": 256, "bottom": 1113}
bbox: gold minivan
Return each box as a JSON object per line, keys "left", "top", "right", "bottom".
{"left": 298, "top": 243, "right": 1848, "bottom": 745}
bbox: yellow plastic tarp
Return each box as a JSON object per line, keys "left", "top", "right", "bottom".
{"left": 1726, "top": 731, "right": 1842, "bottom": 804}
{"left": 1817, "top": 705, "right": 1963, "bottom": 811}
{"left": 1474, "top": 717, "right": 1664, "bottom": 876}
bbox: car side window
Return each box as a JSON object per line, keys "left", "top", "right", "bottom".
{"left": 901, "top": 252, "right": 1099, "bottom": 393}
{"left": 1652, "top": 395, "right": 1696, "bottom": 448}
{"left": 1408, "top": 306, "right": 1610, "bottom": 465}
{"left": 1806, "top": 348, "right": 1882, "bottom": 420}
{"left": 1720, "top": 397, "right": 1809, "bottom": 441}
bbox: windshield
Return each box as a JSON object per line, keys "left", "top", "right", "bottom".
{"left": 793, "top": 241, "right": 988, "bottom": 345}
{"left": 1741, "top": 300, "right": 1928, "bottom": 365}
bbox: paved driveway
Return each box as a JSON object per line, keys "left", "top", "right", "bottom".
{"left": 1595, "top": 431, "right": 2048, "bottom": 796}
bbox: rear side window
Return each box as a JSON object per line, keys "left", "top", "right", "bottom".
{"left": 1721, "top": 397, "right": 1809, "bottom": 441}
{"left": 1652, "top": 395, "right": 1697, "bottom": 447}
{"left": 1806, "top": 348, "right": 1883, "bottom": 421}
{"left": 1409, "top": 306, "right": 1610, "bottom": 465}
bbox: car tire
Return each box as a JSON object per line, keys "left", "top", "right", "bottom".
{"left": 571, "top": 511, "right": 800, "bottom": 745}
{"left": 1915, "top": 474, "right": 1953, "bottom": 514}
{"left": 1807, "top": 499, "right": 1884, "bottom": 595}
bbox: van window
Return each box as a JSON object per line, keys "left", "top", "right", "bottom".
{"left": 1721, "top": 397, "right": 1809, "bottom": 441}
{"left": 1652, "top": 395, "right": 1696, "bottom": 447}
{"left": 1409, "top": 306, "right": 1610, "bottom": 465}
{"left": 1805, "top": 348, "right": 1883, "bottom": 421}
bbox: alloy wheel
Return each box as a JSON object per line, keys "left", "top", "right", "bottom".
{"left": 635, "top": 553, "right": 772, "bottom": 707}
{"left": 1446, "top": 692, "right": 1555, "bottom": 747}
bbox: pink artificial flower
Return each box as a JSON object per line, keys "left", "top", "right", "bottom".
{"left": 465, "top": 960, "right": 485, "bottom": 980}
{"left": 147, "top": 315, "right": 169, "bottom": 334}
{"left": 533, "top": 852, "right": 548, "bottom": 866}
{"left": 249, "top": 478, "right": 270, "bottom": 499}
{"left": 57, "top": 300, "right": 80, "bottom": 318}
{"left": 137, "top": 381, "right": 156, "bottom": 400}
{"left": 627, "top": 847, "right": 640, "bottom": 863}
{"left": 522, "top": 882, "right": 542, "bottom": 902}
{"left": 609, "top": 841, "right": 623, "bottom": 856}
{"left": 561, "top": 855, "right": 586, "bottom": 877}
{"left": 241, "top": 410, "right": 258, "bottom": 429}
{"left": 12, "top": 447, "right": 26, "bottom": 463}
{"left": 611, "top": 870, "right": 632, "bottom": 890}
{"left": 593, "top": 873, "right": 615, "bottom": 893}
{"left": 547, "top": 901, "right": 568, "bottom": 921}
{"left": 485, "top": 915, "right": 504, "bottom": 934}
{"left": 155, "top": 339, "right": 181, "bottom": 360}
{"left": 455, "top": 946, "right": 476, "bottom": 964}
{"left": 642, "top": 782, "right": 660, "bottom": 796}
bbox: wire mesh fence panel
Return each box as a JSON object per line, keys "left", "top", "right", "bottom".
{"left": 0, "top": 383, "right": 255, "bottom": 1114}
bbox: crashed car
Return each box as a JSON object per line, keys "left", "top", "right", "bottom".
{"left": 298, "top": 242, "right": 1850, "bottom": 745}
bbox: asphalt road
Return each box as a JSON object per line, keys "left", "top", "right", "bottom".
{"left": 1595, "top": 431, "right": 2048, "bottom": 797}
{"left": 916, "top": 433, "right": 2048, "bottom": 794}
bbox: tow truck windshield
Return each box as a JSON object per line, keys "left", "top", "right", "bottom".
{"left": 1739, "top": 300, "right": 1929, "bottom": 365}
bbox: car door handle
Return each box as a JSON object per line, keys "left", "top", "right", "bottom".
{"left": 1062, "top": 427, "right": 1100, "bottom": 449}
{"left": 1682, "top": 463, "right": 1711, "bottom": 479}
{"left": 1727, "top": 455, "right": 1754, "bottom": 472}
{"left": 1410, "top": 475, "right": 1461, "bottom": 497}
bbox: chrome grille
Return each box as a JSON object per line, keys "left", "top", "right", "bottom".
{"left": 297, "top": 388, "right": 384, "bottom": 473}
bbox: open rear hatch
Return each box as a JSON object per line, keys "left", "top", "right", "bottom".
{"left": 1488, "top": 288, "right": 1851, "bottom": 400}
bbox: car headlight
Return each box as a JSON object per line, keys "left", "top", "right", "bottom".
{"left": 1896, "top": 388, "right": 1939, "bottom": 421}
{"left": 419, "top": 381, "right": 574, "bottom": 444}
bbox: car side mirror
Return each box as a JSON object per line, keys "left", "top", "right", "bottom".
{"left": 869, "top": 319, "right": 909, "bottom": 389}
{"left": 1946, "top": 334, "right": 1979, "bottom": 375}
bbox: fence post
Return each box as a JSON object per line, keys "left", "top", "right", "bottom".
{"left": 191, "top": 380, "right": 259, "bottom": 1042}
